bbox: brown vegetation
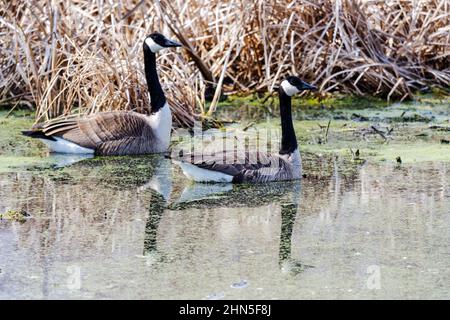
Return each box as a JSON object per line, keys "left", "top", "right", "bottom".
{"left": 1, "top": 0, "right": 449, "bottom": 126}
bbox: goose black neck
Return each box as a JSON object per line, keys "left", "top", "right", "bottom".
{"left": 278, "top": 88, "right": 297, "bottom": 155}
{"left": 144, "top": 45, "right": 166, "bottom": 113}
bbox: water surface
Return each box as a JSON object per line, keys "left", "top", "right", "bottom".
{"left": 1, "top": 99, "right": 449, "bottom": 299}
{"left": 0, "top": 155, "right": 448, "bottom": 299}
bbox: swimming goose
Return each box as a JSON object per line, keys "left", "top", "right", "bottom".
{"left": 22, "top": 33, "right": 181, "bottom": 155}
{"left": 171, "top": 76, "right": 316, "bottom": 183}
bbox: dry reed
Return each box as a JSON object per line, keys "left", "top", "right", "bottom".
{"left": 0, "top": 0, "right": 449, "bottom": 126}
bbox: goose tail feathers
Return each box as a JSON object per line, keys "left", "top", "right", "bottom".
{"left": 21, "top": 130, "right": 56, "bottom": 141}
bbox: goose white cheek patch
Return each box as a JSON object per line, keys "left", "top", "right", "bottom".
{"left": 281, "top": 80, "right": 299, "bottom": 96}
{"left": 145, "top": 37, "right": 164, "bottom": 53}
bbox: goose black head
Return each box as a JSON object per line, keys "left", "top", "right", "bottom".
{"left": 281, "top": 76, "right": 317, "bottom": 96}
{"left": 144, "top": 32, "right": 182, "bottom": 53}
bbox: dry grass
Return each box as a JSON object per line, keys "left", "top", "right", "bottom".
{"left": 0, "top": 0, "right": 449, "bottom": 126}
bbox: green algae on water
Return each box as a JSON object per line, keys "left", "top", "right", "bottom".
{"left": 0, "top": 209, "right": 30, "bottom": 223}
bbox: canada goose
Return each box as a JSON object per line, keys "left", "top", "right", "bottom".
{"left": 22, "top": 33, "right": 181, "bottom": 155}
{"left": 171, "top": 76, "right": 316, "bottom": 183}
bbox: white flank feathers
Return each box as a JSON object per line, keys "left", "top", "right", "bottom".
{"left": 39, "top": 137, "right": 94, "bottom": 154}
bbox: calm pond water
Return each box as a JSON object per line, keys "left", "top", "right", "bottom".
{"left": 0, "top": 154, "right": 448, "bottom": 299}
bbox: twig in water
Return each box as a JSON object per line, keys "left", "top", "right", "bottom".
{"left": 242, "top": 122, "right": 255, "bottom": 131}
{"left": 370, "top": 125, "right": 388, "bottom": 141}
{"left": 325, "top": 120, "right": 331, "bottom": 143}
{"left": 429, "top": 125, "right": 450, "bottom": 131}
{"left": 349, "top": 148, "right": 363, "bottom": 162}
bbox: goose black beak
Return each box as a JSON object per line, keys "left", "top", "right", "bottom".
{"left": 164, "top": 38, "right": 182, "bottom": 48}
{"left": 300, "top": 81, "right": 317, "bottom": 91}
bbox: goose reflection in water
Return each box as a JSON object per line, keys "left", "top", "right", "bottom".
{"left": 44, "top": 153, "right": 173, "bottom": 264}
{"left": 143, "top": 165, "right": 313, "bottom": 275}
{"left": 28, "top": 153, "right": 312, "bottom": 279}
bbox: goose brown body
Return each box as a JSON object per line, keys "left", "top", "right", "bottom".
{"left": 30, "top": 111, "right": 163, "bottom": 156}
{"left": 174, "top": 149, "right": 301, "bottom": 183}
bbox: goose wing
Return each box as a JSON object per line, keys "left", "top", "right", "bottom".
{"left": 175, "top": 150, "right": 291, "bottom": 183}
{"left": 39, "top": 112, "right": 156, "bottom": 155}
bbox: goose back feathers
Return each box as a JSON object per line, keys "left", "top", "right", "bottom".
{"left": 174, "top": 149, "right": 301, "bottom": 183}
{"left": 23, "top": 111, "right": 168, "bottom": 155}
